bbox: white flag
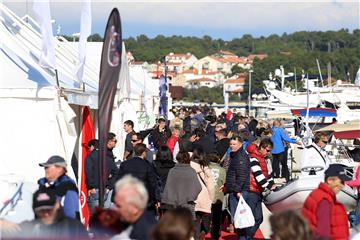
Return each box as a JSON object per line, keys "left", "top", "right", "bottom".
{"left": 223, "top": 84, "right": 229, "bottom": 111}
{"left": 355, "top": 67, "right": 360, "bottom": 86}
{"left": 33, "top": 0, "right": 56, "bottom": 69}
{"left": 76, "top": 0, "right": 92, "bottom": 83}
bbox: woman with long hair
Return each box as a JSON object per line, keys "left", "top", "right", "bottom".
{"left": 154, "top": 145, "right": 176, "bottom": 192}
{"left": 190, "top": 147, "right": 214, "bottom": 240}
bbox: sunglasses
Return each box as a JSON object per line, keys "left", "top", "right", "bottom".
{"left": 322, "top": 140, "right": 328, "bottom": 144}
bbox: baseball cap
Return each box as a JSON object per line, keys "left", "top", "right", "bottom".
{"left": 32, "top": 188, "right": 57, "bottom": 211}
{"left": 39, "top": 155, "right": 67, "bottom": 168}
{"left": 325, "top": 164, "right": 352, "bottom": 181}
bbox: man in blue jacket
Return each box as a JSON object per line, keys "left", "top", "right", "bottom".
{"left": 271, "top": 120, "right": 301, "bottom": 182}
{"left": 38, "top": 155, "right": 80, "bottom": 219}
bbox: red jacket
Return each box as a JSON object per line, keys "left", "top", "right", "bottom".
{"left": 247, "top": 143, "right": 270, "bottom": 193}
{"left": 302, "top": 182, "right": 349, "bottom": 240}
{"left": 166, "top": 134, "right": 179, "bottom": 153}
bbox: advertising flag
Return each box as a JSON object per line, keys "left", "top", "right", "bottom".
{"left": 98, "top": 8, "right": 122, "bottom": 206}
{"left": 159, "top": 74, "right": 168, "bottom": 119}
{"left": 79, "top": 106, "right": 94, "bottom": 228}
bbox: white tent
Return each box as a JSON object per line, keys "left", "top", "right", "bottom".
{"left": 0, "top": 3, "right": 97, "bottom": 221}
{"left": 0, "top": 3, "right": 163, "bottom": 221}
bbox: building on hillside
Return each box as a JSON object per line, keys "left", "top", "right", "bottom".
{"left": 194, "top": 56, "right": 233, "bottom": 74}
{"left": 165, "top": 52, "right": 198, "bottom": 70}
{"left": 172, "top": 74, "right": 186, "bottom": 87}
{"left": 187, "top": 77, "right": 216, "bottom": 89}
{"left": 224, "top": 73, "right": 246, "bottom": 97}
{"left": 247, "top": 54, "right": 268, "bottom": 63}
{"left": 173, "top": 69, "right": 225, "bottom": 87}
{"left": 166, "top": 62, "right": 186, "bottom": 73}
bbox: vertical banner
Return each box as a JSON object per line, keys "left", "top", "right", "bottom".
{"left": 80, "top": 106, "right": 94, "bottom": 228}
{"left": 33, "top": 0, "right": 56, "bottom": 69}
{"left": 159, "top": 74, "right": 168, "bottom": 119}
{"left": 223, "top": 85, "right": 229, "bottom": 112}
{"left": 98, "top": 8, "right": 122, "bottom": 206}
{"left": 75, "top": 0, "right": 92, "bottom": 84}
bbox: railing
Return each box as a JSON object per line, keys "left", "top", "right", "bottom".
{"left": 0, "top": 182, "right": 23, "bottom": 217}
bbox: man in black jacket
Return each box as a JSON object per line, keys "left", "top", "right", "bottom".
{"left": 85, "top": 132, "right": 118, "bottom": 210}
{"left": 225, "top": 136, "right": 251, "bottom": 238}
{"left": 151, "top": 118, "right": 171, "bottom": 151}
{"left": 115, "top": 143, "right": 160, "bottom": 216}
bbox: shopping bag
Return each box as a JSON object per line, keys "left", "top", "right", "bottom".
{"left": 234, "top": 195, "right": 255, "bottom": 229}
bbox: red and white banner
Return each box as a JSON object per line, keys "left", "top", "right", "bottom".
{"left": 80, "top": 106, "right": 94, "bottom": 228}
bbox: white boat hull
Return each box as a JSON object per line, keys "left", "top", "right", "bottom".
{"left": 264, "top": 175, "right": 357, "bottom": 212}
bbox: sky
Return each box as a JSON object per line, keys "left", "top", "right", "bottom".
{"left": 3, "top": 0, "right": 360, "bottom": 40}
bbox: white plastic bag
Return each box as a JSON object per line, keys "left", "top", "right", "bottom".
{"left": 234, "top": 195, "right": 255, "bottom": 229}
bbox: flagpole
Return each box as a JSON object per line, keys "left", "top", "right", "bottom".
{"left": 55, "top": 69, "right": 60, "bottom": 87}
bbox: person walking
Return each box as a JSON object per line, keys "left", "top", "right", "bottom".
{"left": 161, "top": 151, "right": 202, "bottom": 219}
{"left": 85, "top": 132, "right": 118, "bottom": 210}
{"left": 302, "top": 164, "right": 351, "bottom": 240}
{"left": 115, "top": 143, "right": 160, "bottom": 217}
{"left": 271, "top": 120, "right": 301, "bottom": 181}
{"left": 225, "top": 136, "right": 251, "bottom": 240}
{"left": 208, "top": 153, "right": 226, "bottom": 240}
{"left": 123, "top": 120, "right": 136, "bottom": 160}
{"left": 190, "top": 147, "right": 215, "bottom": 239}
{"left": 153, "top": 145, "right": 176, "bottom": 193}
{"left": 247, "top": 138, "right": 277, "bottom": 238}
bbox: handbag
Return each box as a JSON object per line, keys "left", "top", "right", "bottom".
{"left": 234, "top": 195, "right": 255, "bottom": 229}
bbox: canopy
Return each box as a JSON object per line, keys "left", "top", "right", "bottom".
{"left": 291, "top": 108, "right": 337, "bottom": 117}
{"left": 316, "top": 120, "right": 360, "bottom": 139}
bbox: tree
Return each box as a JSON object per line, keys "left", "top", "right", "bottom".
{"left": 89, "top": 33, "right": 102, "bottom": 42}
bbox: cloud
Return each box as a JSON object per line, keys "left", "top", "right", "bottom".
{"left": 3, "top": 0, "right": 359, "bottom": 38}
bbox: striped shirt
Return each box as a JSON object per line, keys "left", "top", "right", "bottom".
{"left": 250, "top": 157, "right": 274, "bottom": 190}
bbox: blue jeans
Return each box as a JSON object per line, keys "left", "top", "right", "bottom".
{"left": 354, "top": 200, "right": 360, "bottom": 226}
{"left": 228, "top": 191, "right": 251, "bottom": 240}
{"left": 88, "top": 189, "right": 112, "bottom": 211}
{"left": 244, "top": 192, "right": 263, "bottom": 238}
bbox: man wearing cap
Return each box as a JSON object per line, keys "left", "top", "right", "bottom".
{"left": 302, "top": 164, "right": 351, "bottom": 239}
{"left": 13, "top": 188, "right": 87, "bottom": 239}
{"left": 38, "top": 155, "right": 80, "bottom": 219}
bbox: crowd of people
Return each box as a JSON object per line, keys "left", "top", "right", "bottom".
{"left": 0, "top": 105, "right": 358, "bottom": 240}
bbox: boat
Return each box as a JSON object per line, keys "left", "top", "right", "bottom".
{"left": 264, "top": 175, "right": 357, "bottom": 212}
{"left": 264, "top": 125, "right": 360, "bottom": 213}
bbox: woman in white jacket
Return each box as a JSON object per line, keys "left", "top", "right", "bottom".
{"left": 190, "top": 147, "right": 215, "bottom": 239}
